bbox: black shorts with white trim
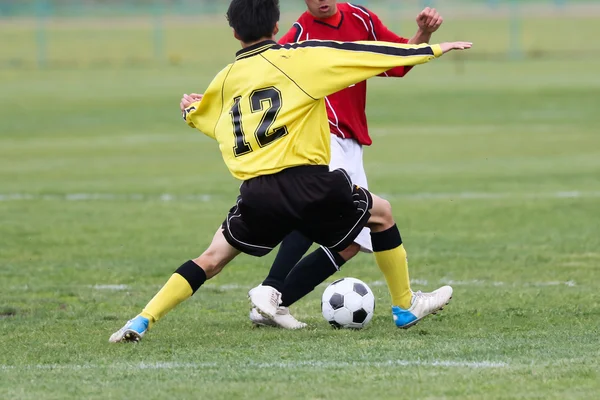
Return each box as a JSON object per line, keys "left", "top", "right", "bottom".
{"left": 221, "top": 165, "right": 373, "bottom": 257}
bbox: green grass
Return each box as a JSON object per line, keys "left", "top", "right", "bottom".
{"left": 1, "top": 15, "right": 600, "bottom": 400}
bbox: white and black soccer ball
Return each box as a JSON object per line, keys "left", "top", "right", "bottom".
{"left": 321, "top": 277, "right": 375, "bottom": 329}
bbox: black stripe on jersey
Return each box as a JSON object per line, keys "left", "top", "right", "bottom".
{"left": 314, "top": 11, "right": 344, "bottom": 29}
{"left": 236, "top": 40, "right": 277, "bottom": 60}
{"left": 272, "top": 40, "right": 434, "bottom": 58}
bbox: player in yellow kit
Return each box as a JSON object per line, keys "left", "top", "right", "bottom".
{"left": 109, "top": 0, "right": 471, "bottom": 343}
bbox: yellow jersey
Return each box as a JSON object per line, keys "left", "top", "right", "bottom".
{"left": 185, "top": 40, "right": 442, "bottom": 181}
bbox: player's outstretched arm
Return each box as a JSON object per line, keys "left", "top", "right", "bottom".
{"left": 276, "top": 40, "right": 472, "bottom": 99}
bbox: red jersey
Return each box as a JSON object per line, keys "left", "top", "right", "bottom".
{"left": 278, "top": 2, "right": 411, "bottom": 146}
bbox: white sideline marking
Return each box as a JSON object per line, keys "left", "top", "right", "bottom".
{"left": 439, "top": 279, "right": 577, "bottom": 288}
{"left": 530, "top": 280, "right": 577, "bottom": 287}
{"left": 204, "top": 283, "right": 246, "bottom": 291}
{"left": 2, "top": 191, "right": 600, "bottom": 203}
{"left": 0, "top": 359, "right": 507, "bottom": 371}
{"left": 80, "top": 279, "right": 578, "bottom": 294}
{"left": 370, "top": 279, "right": 429, "bottom": 287}
{"left": 91, "top": 284, "right": 129, "bottom": 290}
{"left": 6, "top": 280, "right": 580, "bottom": 293}
{"left": 381, "top": 191, "right": 600, "bottom": 201}
{"left": 370, "top": 124, "right": 565, "bottom": 136}
{"left": 357, "top": 279, "right": 577, "bottom": 289}
{"left": 0, "top": 193, "right": 215, "bottom": 202}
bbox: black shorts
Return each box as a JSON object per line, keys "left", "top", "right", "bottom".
{"left": 222, "top": 166, "right": 373, "bottom": 257}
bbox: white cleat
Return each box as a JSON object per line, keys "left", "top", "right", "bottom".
{"left": 108, "top": 315, "right": 149, "bottom": 343}
{"left": 249, "top": 307, "right": 307, "bottom": 330}
{"left": 250, "top": 307, "right": 278, "bottom": 327}
{"left": 392, "top": 285, "right": 453, "bottom": 329}
{"left": 248, "top": 285, "right": 282, "bottom": 319}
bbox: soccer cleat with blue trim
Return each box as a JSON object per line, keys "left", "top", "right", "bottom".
{"left": 109, "top": 315, "right": 149, "bottom": 343}
{"left": 392, "top": 285, "right": 453, "bottom": 329}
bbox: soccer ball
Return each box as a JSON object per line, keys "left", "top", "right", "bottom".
{"left": 321, "top": 277, "right": 375, "bottom": 329}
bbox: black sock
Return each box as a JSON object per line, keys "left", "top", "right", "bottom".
{"left": 175, "top": 260, "right": 207, "bottom": 294}
{"left": 262, "top": 230, "right": 313, "bottom": 292}
{"left": 280, "top": 247, "right": 346, "bottom": 307}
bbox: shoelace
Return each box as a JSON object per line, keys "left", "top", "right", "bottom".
{"left": 411, "top": 290, "right": 440, "bottom": 307}
{"left": 414, "top": 290, "right": 424, "bottom": 297}
{"left": 414, "top": 290, "right": 438, "bottom": 299}
{"left": 271, "top": 290, "right": 282, "bottom": 306}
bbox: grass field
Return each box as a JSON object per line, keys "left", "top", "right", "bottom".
{"left": 1, "top": 12, "right": 600, "bottom": 400}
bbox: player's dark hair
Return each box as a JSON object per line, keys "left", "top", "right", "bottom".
{"left": 226, "top": 0, "right": 280, "bottom": 43}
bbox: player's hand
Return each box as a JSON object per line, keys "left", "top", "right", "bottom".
{"left": 416, "top": 7, "right": 443, "bottom": 33}
{"left": 180, "top": 93, "right": 203, "bottom": 112}
{"left": 440, "top": 42, "right": 473, "bottom": 53}
{"left": 189, "top": 93, "right": 204, "bottom": 101}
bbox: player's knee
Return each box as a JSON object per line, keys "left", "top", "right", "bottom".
{"left": 339, "top": 242, "right": 360, "bottom": 261}
{"left": 368, "top": 195, "right": 395, "bottom": 231}
{"left": 379, "top": 198, "right": 393, "bottom": 222}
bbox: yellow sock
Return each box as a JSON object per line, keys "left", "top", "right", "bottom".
{"left": 374, "top": 244, "right": 412, "bottom": 309}
{"left": 140, "top": 273, "right": 194, "bottom": 329}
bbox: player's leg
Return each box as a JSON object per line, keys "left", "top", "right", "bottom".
{"left": 250, "top": 230, "right": 312, "bottom": 328}
{"left": 255, "top": 134, "right": 349, "bottom": 296}
{"left": 366, "top": 195, "right": 411, "bottom": 307}
{"left": 270, "top": 168, "right": 372, "bottom": 318}
{"left": 260, "top": 230, "right": 313, "bottom": 292}
{"left": 249, "top": 135, "right": 356, "bottom": 328}
{"left": 249, "top": 241, "right": 359, "bottom": 328}
{"left": 250, "top": 139, "right": 376, "bottom": 329}
{"left": 109, "top": 228, "right": 241, "bottom": 343}
{"left": 366, "top": 194, "right": 453, "bottom": 328}
{"left": 302, "top": 170, "right": 452, "bottom": 329}
{"left": 278, "top": 242, "right": 360, "bottom": 307}
{"left": 350, "top": 142, "right": 451, "bottom": 327}
{"left": 275, "top": 138, "right": 367, "bottom": 309}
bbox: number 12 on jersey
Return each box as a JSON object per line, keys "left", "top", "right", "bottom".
{"left": 229, "top": 87, "right": 289, "bottom": 157}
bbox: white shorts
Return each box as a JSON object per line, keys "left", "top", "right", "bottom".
{"left": 328, "top": 134, "right": 372, "bottom": 253}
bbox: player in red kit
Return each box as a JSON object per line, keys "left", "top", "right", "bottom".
{"left": 248, "top": 1, "right": 452, "bottom": 329}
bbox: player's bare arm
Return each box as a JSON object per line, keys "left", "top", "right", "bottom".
{"left": 408, "top": 7, "right": 443, "bottom": 44}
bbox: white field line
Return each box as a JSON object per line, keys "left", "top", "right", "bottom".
{"left": 370, "top": 124, "right": 559, "bottom": 136}
{"left": 8, "top": 279, "right": 577, "bottom": 293}
{"left": 0, "top": 359, "right": 508, "bottom": 371}
{"left": 88, "top": 283, "right": 248, "bottom": 291}
{"left": 91, "top": 284, "right": 129, "bottom": 290}
{"left": 210, "top": 279, "right": 578, "bottom": 289}
{"left": 0, "top": 193, "right": 215, "bottom": 202}
{"left": 2, "top": 191, "right": 600, "bottom": 203}
{"left": 83, "top": 279, "right": 577, "bottom": 293}
{"left": 369, "top": 279, "right": 578, "bottom": 288}
{"left": 382, "top": 191, "right": 600, "bottom": 201}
